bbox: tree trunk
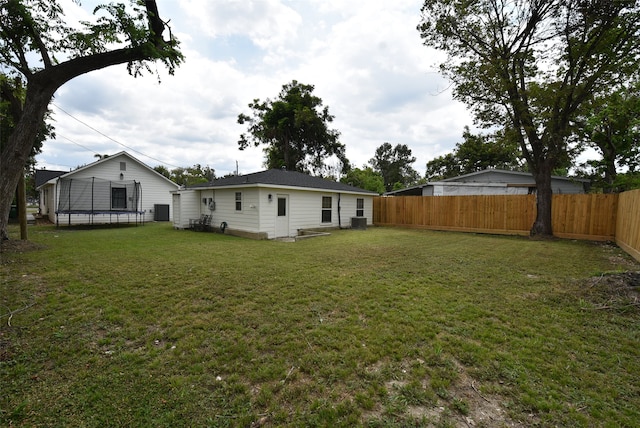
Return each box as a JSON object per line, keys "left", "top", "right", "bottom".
{"left": 530, "top": 161, "right": 554, "bottom": 237}
{"left": 17, "top": 171, "right": 28, "bottom": 240}
{"left": 0, "top": 84, "right": 54, "bottom": 240}
{"left": 603, "top": 143, "right": 617, "bottom": 194}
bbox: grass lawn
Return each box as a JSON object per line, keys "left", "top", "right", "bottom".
{"left": 1, "top": 223, "right": 639, "bottom": 427}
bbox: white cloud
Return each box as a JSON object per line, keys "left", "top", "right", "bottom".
{"left": 37, "top": 0, "right": 474, "bottom": 177}
{"left": 182, "top": 0, "right": 302, "bottom": 50}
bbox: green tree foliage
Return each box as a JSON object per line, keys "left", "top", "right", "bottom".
{"left": 418, "top": 0, "right": 640, "bottom": 236}
{"left": 340, "top": 167, "right": 385, "bottom": 194}
{"left": 0, "top": 75, "right": 52, "bottom": 169}
{"left": 153, "top": 164, "right": 215, "bottom": 186}
{"left": 0, "top": 0, "right": 183, "bottom": 240}
{"left": 426, "top": 126, "right": 524, "bottom": 180}
{"left": 425, "top": 153, "right": 459, "bottom": 181}
{"left": 369, "top": 142, "right": 419, "bottom": 192}
{"left": 575, "top": 82, "right": 640, "bottom": 193}
{"left": 238, "top": 80, "right": 349, "bottom": 176}
{"left": 153, "top": 165, "right": 171, "bottom": 179}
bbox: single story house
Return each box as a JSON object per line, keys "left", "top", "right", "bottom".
{"left": 172, "top": 169, "right": 379, "bottom": 239}
{"left": 385, "top": 169, "right": 590, "bottom": 196}
{"left": 37, "top": 151, "right": 179, "bottom": 225}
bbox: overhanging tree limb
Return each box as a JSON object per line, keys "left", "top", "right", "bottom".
{"left": 0, "top": 0, "right": 183, "bottom": 240}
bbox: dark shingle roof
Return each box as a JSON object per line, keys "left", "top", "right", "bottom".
{"left": 35, "top": 169, "right": 68, "bottom": 188}
{"left": 189, "top": 169, "right": 378, "bottom": 194}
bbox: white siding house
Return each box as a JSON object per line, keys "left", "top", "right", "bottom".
{"left": 386, "top": 169, "right": 590, "bottom": 197}
{"left": 37, "top": 152, "right": 179, "bottom": 225}
{"left": 172, "top": 169, "right": 378, "bottom": 239}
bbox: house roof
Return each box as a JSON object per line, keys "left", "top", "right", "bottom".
{"left": 438, "top": 168, "right": 590, "bottom": 183}
{"left": 188, "top": 169, "right": 379, "bottom": 195}
{"left": 384, "top": 168, "right": 590, "bottom": 196}
{"left": 37, "top": 151, "right": 179, "bottom": 189}
{"left": 35, "top": 169, "right": 68, "bottom": 188}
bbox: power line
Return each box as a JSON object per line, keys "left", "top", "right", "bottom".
{"left": 58, "top": 134, "right": 102, "bottom": 156}
{"left": 51, "top": 102, "right": 182, "bottom": 168}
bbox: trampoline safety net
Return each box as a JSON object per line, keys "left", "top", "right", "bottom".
{"left": 56, "top": 177, "right": 143, "bottom": 224}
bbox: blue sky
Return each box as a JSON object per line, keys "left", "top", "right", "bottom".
{"left": 37, "top": 0, "right": 475, "bottom": 176}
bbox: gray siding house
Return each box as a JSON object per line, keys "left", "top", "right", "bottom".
{"left": 386, "top": 169, "right": 590, "bottom": 197}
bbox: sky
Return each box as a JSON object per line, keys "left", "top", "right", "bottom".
{"left": 35, "top": 0, "right": 476, "bottom": 177}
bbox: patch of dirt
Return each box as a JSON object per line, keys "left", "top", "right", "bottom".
{"left": 0, "top": 239, "right": 46, "bottom": 258}
{"left": 593, "top": 241, "right": 639, "bottom": 270}
{"left": 444, "top": 361, "right": 536, "bottom": 427}
{"left": 582, "top": 271, "right": 640, "bottom": 311}
{"left": 424, "top": 362, "right": 532, "bottom": 427}
{"left": 363, "top": 358, "right": 535, "bottom": 427}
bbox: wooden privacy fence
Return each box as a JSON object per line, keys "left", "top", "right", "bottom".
{"left": 373, "top": 193, "right": 619, "bottom": 241}
{"left": 616, "top": 189, "right": 640, "bottom": 262}
{"left": 373, "top": 191, "right": 640, "bottom": 261}
{"left": 552, "top": 194, "right": 618, "bottom": 241}
{"left": 374, "top": 195, "right": 536, "bottom": 236}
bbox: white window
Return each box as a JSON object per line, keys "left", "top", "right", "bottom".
{"left": 321, "top": 196, "right": 332, "bottom": 223}
{"left": 356, "top": 198, "right": 364, "bottom": 217}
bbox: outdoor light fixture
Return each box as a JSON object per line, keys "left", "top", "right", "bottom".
{"left": 119, "top": 172, "right": 124, "bottom": 180}
{"left": 268, "top": 194, "right": 273, "bottom": 201}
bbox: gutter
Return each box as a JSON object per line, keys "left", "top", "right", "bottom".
{"left": 338, "top": 192, "right": 341, "bottom": 229}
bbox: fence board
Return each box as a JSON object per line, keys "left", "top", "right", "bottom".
{"left": 616, "top": 189, "right": 640, "bottom": 262}
{"left": 552, "top": 194, "right": 617, "bottom": 240}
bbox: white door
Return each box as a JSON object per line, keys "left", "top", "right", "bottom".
{"left": 172, "top": 194, "right": 181, "bottom": 227}
{"left": 275, "top": 194, "right": 289, "bottom": 237}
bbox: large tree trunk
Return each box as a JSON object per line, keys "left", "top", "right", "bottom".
{"left": 530, "top": 161, "right": 554, "bottom": 237}
{"left": 17, "top": 171, "right": 28, "bottom": 240}
{"left": 0, "top": 84, "right": 54, "bottom": 240}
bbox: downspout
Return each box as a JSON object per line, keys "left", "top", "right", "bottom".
{"left": 55, "top": 178, "right": 59, "bottom": 228}
{"left": 68, "top": 179, "right": 72, "bottom": 226}
{"left": 338, "top": 192, "right": 341, "bottom": 229}
{"left": 91, "top": 177, "right": 94, "bottom": 225}
{"left": 139, "top": 181, "right": 143, "bottom": 225}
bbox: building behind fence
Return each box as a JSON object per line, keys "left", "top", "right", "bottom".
{"left": 373, "top": 190, "right": 640, "bottom": 262}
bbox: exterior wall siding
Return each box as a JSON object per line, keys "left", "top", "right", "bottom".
{"left": 434, "top": 185, "right": 529, "bottom": 196}
{"left": 176, "top": 186, "right": 374, "bottom": 239}
{"left": 210, "top": 188, "right": 261, "bottom": 234}
{"left": 47, "top": 154, "right": 178, "bottom": 225}
{"left": 173, "top": 191, "right": 200, "bottom": 229}
{"left": 443, "top": 171, "right": 585, "bottom": 194}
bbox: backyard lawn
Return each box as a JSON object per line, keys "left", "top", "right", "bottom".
{"left": 1, "top": 223, "right": 639, "bottom": 427}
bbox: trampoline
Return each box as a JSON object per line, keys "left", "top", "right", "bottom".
{"left": 55, "top": 177, "right": 145, "bottom": 226}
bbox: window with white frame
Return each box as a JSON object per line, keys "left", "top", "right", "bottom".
{"left": 321, "top": 196, "right": 332, "bottom": 223}
{"left": 235, "top": 192, "right": 242, "bottom": 211}
{"left": 356, "top": 198, "right": 364, "bottom": 217}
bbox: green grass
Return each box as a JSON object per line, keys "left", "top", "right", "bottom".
{"left": 1, "top": 223, "right": 639, "bottom": 427}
